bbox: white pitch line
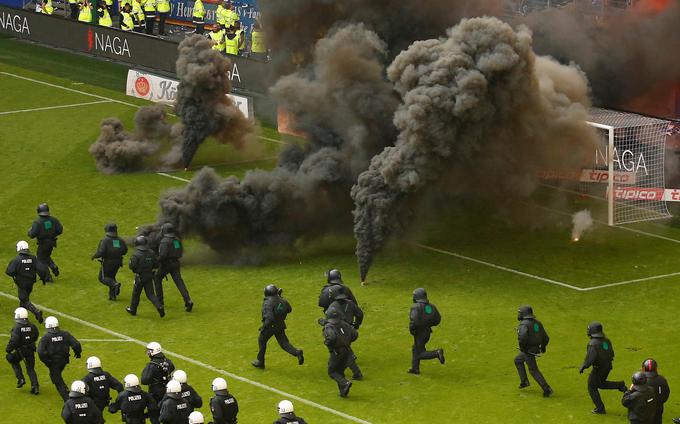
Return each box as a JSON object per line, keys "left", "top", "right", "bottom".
{"left": 157, "top": 172, "right": 190, "bottom": 183}
{"left": 259, "top": 136, "right": 288, "bottom": 145}
{"left": 0, "top": 100, "right": 112, "bottom": 115}
{"left": 582, "top": 271, "right": 680, "bottom": 291}
{"left": 80, "top": 338, "right": 135, "bottom": 342}
{"left": 0, "top": 291, "right": 371, "bottom": 424}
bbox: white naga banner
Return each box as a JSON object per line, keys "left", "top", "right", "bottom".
{"left": 125, "top": 69, "right": 252, "bottom": 119}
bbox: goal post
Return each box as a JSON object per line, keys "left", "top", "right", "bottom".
{"left": 585, "top": 120, "right": 616, "bottom": 225}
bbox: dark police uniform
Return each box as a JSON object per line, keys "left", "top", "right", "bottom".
{"left": 5, "top": 317, "right": 39, "bottom": 392}
{"left": 82, "top": 367, "right": 124, "bottom": 413}
{"left": 514, "top": 307, "right": 552, "bottom": 396}
{"left": 109, "top": 386, "right": 158, "bottom": 424}
{"left": 274, "top": 414, "right": 308, "bottom": 424}
{"left": 579, "top": 323, "right": 626, "bottom": 413}
{"left": 128, "top": 243, "right": 164, "bottom": 317}
{"left": 38, "top": 326, "right": 82, "bottom": 401}
{"left": 6, "top": 250, "right": 48, "bottom": 322}
{"left": 210, "top": 391, "right": 239, "bottom": 424}
{"left": 644, "top": 370, "right": 670, "bottom": 424}
{"left": 179, "top": 381, "right": 202, "bottom": 413}
{"left": 408, "top": 294, "right": 444, "bottom": 374}
{"left": 253, "top": 292, "right": 302, "bottom": 368}
{"left": 326, "top": 296, "right": 364, "bottom": 379}
{"left": 62, "top": 391, "right": 104, "bottom": 424}
{"left": 28, "top": 210, "right": 63, "bottom": 279}
{"left": 323, "top": 315, "right": 357, "bottom": 397}
{"left": 622, "top": 383, "right": 657, "bottom": 424}
{"left": 141, "top": 354, "right": 175, "bottom": 404}
{"left": 159, "top": 393, "right": 190, "bottom": 424}
{"left": 318, "top": 282, "right": 357, "bottom": 312}
{"left": 92, "top": 225, "right": 128, "bottom": 300}
{"left": 154, "top": 229, "right": 193, "bottom": 311}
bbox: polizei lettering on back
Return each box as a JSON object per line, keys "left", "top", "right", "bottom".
{"left": 0, "top": 12, "right": 30, "bottom": 35}
{"left": 95, "top": 32, "right": 131, "bottom": 57}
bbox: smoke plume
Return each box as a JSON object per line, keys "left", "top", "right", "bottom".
{"left": 571, "top": 209, "right": 593, "bottom": 241}
{"left": 351, "top": 17, "right": 598, "bottom": 280}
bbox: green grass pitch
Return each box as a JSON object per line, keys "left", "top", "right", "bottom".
{"left": 2, "top": 35, "right": 680, "bottom": 423}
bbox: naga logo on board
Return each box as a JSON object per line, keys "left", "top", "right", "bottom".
{"left": 87, "top": 29, "right": 131, "bottom": 57}
{"left": 134, "top": 77, "right": 150, "bottom": 97}
{"left": 0, "top": 10, "right": 30, "bottom": 35}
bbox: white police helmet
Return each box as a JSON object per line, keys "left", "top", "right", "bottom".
{"left": 172, "top": 370, "right": 187, "bottom": 384}
{"left": 188, "top": 411, "right": 204, "bottom": 424}
{"left": 212, "top": 377, "right": 227, "bottom": 392}
{"left": 166, "top": 379, "right": 181, "bottom": 394}
{"left": 86, "top": 356, "right": 101, "bottom": 370}
{"left": 45, "top": 316, "right": 59, "bottom": 329}
{"left": 71, "top": 380, "right": 87, "bottom": 394}
{"left": 124, "top": 374, "right": 140, "bottom": 388}
{"left": 146, "top": 341, "right": 162, "bottom": 356}
{"left": 16, "top": 240, "right": 29, "bottom": 253}
{"left": 14, "top": 307, "right": 28, "bottom": 320}
{"left": 278, "top": 400, "right": 294, "bottom": 414}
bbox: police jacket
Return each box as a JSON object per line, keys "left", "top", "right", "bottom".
{"left": 141, "top": 354, "right": 175, "bottom": 392}
{"left": 274, "top": 414, "right": 308, "bottom": 424}
{"left": 28, "top": 215, "right": 63, "bottom": 243}
{"left": 6, "top": 320, "right": 39, "bottom": 354}
{"left": 261, "top": 295, "right": 292, "bottom": 329}
{"left": 6, "top": 252, "right": 48, "bottom": 283}
{"left": 38, "top": 329, "right": 82, "bottom": 365}
{"left": 323, "top": 319, "right": 358, "bottom": 350}
{"left": 61, "top": 392, "right": 104, "bottom": 424}
{"left": 109, "top": 387, "right": 158, "bottom": 422}
{"left": 129, "top": 247, "right": 158, "bottom": 277}
{"left": 93, "top": 235, "right": 128, "bottom": 263}
{"left": 159, "top": 394, "right": 190, "bottom": 424}
{"left": 326, "top": 298, "right": 364, "bottom": 329}
{"left": 517, "top": 317, "right": 549, "bottom": 354}
{"left": 82, "top": 368, "right": 123, "bottom": 404}
{"left": 409, "top": 300, "right": 441, "bottom": 334}
{"left": 179, "top": 382, "right": 202, "bottom": 412}
{"left": 158, "top": 234, "right": 183, "bottom": 262}
{"left": 318, "top": 282, "right": 357, "bottom": 311}
{"left": 580, "top": 336, "right": 615, "bottom": 370}
{"left": 622, "top": 384, "right": 657, "bottom": 423}
{"left": 644, "top": 372, "right": 670, "bottom": 408}
{"left": 210, "top": 392, "right": 239, "bottom": 424}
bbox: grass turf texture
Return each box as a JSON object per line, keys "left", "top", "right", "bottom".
{"left": 3, "top": 36, "right": 680, "bottom": 423}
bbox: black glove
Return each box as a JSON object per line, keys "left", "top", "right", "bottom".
{"left": 74, "top": 353, "right": 81, "bottom": 359}
{"left": 579, "top": 366, "right": 585, "bottom": 374}
{"left": 540, "top": 346, "right": 546, "bottom": 354}
{"left": 317, "top": 318, "right": 326, "bottom": 326}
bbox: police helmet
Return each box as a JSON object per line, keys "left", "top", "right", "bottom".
{"left": 166, "top": 379, "right": 181, "bottom": 394}
{"left": 86, "top": 356, "right": 101, "bottom": 370}
{"left": 14, "top": 307, "right": 28, "bottom": 321}
{"left": 278, "top": 400, "right": 294, "bottom": 414}
{"left": 325, "top": 309, "right": 341, "bottom": 321}
{"left": 642, "top": 358, "right": 658, "bottom": 373}
{"left": 412, "top": 288, "right": 427, "bottom": 302}
{"left": 16, "top": 240, "right": 29, "bottom": 253}
{"left": 264, "top": 284, "right": 279, "bottom": 297}
{"left": 587, "top": 321, "right": 604, "bottom": 337}
{"left": 37, "top": 203, "right": 50, "bottom": 217}
{"left": 45, "top": 316, "right": 59, "bottom": 329}
{"left": 146, "top": 341, "right": 162, "bottom": 356}
{"left": 188, "top": 411, "right": 204, "bottom": 424}
{"left": 632, "top": 371, "right": 647, "bottom": 386}
{"left": 173, "top": 370, "right": 187, "bottom": 384}
{"left": 70, "top": 380, "right": 87, "bottom": 395}
{"left": 161, "top": 222, "right": 175, "bottom": 235}
{"left": 124, "top": 374, "right": 140, "bottom": 388}
{"left": 212, "top": 377, "right": 228, "bottom": 393}
{"left": 104, "top": 223, "right": 118, "bottom": 236}
{"left": 134, "top": 236, "right": 148, "bottom": 249}
{"left": 326, "top": 269, "right": 342, "bottom": 283}
{"left": 517, "top": 305, "right": 534, "bottom": 321}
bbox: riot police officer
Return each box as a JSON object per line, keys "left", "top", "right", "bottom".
{"left": 323, "top": 309, "right": 357, "bottom": 397}
{"left": 514, "top": 305, "right": 553, "bottom": 397}
{"left": 6, "top": 240, "right": 48, "bottom": 323}
{"left": 209, "top": 377, "right": 238, "bottom": 424}
{"left": 38, "top": 316, "right": 82, "bottom": 401}
{"left": 81, "top": 356, "right": 124, "bottom": 413}
{"left": 141, "top": 342, "right": 175, "bottom": 408}
{"left": 274, "top": 400, "right": 307, "bottom": 424}
{"left": 127, "top": 236, "right": 164, "bottom": 318}
{"left": 5, "top": 307, "right": 40, "bottom": 394}
{"left": 154, "top": 223, "right": 193, "bottom": 312}
{"left": 109, "top": 374, "right": 159, "bottom": 424}
{"left": 172, "top": 370, "right": 202, "bottom": 413}
{"left": 28, "top": 203, "right": 63, "bottom": 281}
{"left": 251, "top": 284, "right": 304, "bottom": 369}
{"left": 159, "top": 380, "right": 190, "bottom": 424}
{"left": 408, "top": 288, "right": 444, "bottom": 375}
{"left": 61, "top": 380, "right": 104, "bottom": 424}
{"left": 92, "top": 223, "right": 128, "bottom": 300}
{"left": 579, "top": 321, "right": 626, "bottom": 414}
{"left": 622, "top": 372, "right": 656, "bottom": 424}
{"left": 642, "top": 358, "right": 670, "bottom": 424}
{"left": 325, "top": 291, "right": 364, "bottom": 380}
{"left": 318, "top": 269, "right": 357, "bottom": 312}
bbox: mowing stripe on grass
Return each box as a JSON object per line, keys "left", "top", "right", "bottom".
{"left": 0, "top": 100, "right": 113, "bottom": 115}
{"left": 0, "top": 291, "right": 372, "bottom": 424}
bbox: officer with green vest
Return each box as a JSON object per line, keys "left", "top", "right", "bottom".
{"left": 142, "top": 0, "right": 156, "bottom": 35}
{"left": 209, "top": 25, "right": 225, "bottom": 53}
{"left": 28, "top": 203, "right": 63, "bottom": 282}
{"left": 192, "top": 0, "right": 205, "bottom": 34}
{"left": 250, "top": 21, "right": 267, "bottom": 61}
{"left": 215, "top": 0, "right": 228, "bottom": 30}
{"left": 408, "top": 288, "right": 444, "bottom": 375}
{"left": 69, "top": 0, "right": 78, "bottom": 19}
{"left": 97, "top": 2, "right": 113, "bottom": 27}
{"left": 78, "top": 1, "right": 92, "bottom": 22}
{"left": 579, "top": 322, "right": 627, "bottom": 414}
{"left": 224, "top": 26, "right": 239, "bottom": 56}
{"left": 120, "top": 2, "right": 135, "bottom": 31}
{"left": 514, "top": 305, "right": 553, "bottom": 397}
{"left": 92, "top": 223, "right": 128, "bottom": 301}
{"left": 156, "top": 0, "right": 169, "bottom": 35}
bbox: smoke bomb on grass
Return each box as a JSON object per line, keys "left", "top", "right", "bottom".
{"left": 571, "top": 209, "right": 593, "bottom": 242}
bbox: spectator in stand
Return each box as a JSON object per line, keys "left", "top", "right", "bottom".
{"left": 156, "top": 0, "right": 170, "bottom": 35}
{"left": 233, "top": 20, "right": 245, "bottom": 55}
{"left": 40, "top": 0, "right": 54, "bottom": 15}
{"left": 97, "top": 1, "right": 112, "bottom": 27}
{"left": 120, "top": 3, "right": 134, "bottom": 31}
{"left": 215, "top": 0, "right": 228, "bottom": 30}
{"left": 68, "top": 0, "right": 78, "bottom": 19}
{"left": 224, "top": 25, "right": 239, "bottom": 56}
{"left": 103, "top": 0, "right": 114, "bottom": 15}
{"left": 78, "top": 1, "right": 92, "bottom": 23}
{"left": 142, "top": 0, "right": 156, "bottom": 35}
{"left": 225, "top": 1, "right": 238, "bottom": 29}
{"left": 209, "top": 25, "right": 225, "bottom": 53}
{"left": 250, "top": 21, "right": 267, "bottom": 61}
{"left": 192, "top": 0, "right": 205, "bottom": 34}
{"left": 132, "top": 0, "right": 145, "bottom": 32}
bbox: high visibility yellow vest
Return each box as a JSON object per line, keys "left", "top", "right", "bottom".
{"left": 119, "top": 0, "right": 131, "bottom": 8}
{"left": 251, "top": 29, "right": 265, "bottom": 53}
{"left": 121, "top": 11, "right": 134, "bottom": 30}
{"left": 225, "top": 9, "right": 237, "bottom": 26}
{"left": 209, "top": 29, "right": 225, "bottom": 51}
{"left": 156, "top": 0, "right": 169, "bottom": 13}
{"left": 104, "top": 0, "right": 112, "bottom": 6}
{"left": 132, "top": 0, "right": 144, "bottom": 21}
{"left": 78, "top": 5, "right": 92, "bottom": 22}
{"left": 215, "top": 5, "right": 226, "bottom": 25}
{"left": 224, "top": 34, "right": 238, "bottom": 55}
{"left": 143, "top": 0, "right": 156, "bottom": 13}
{"left": 68, "top": 0, "right": 76, "bottom": 5}
{"left": 98, "top": 8, "right": 112, "bottom": 26}
{"left": 42, "top": 0, "right": 54, "bottom": 14}
{"left": 192, "top": 0, "right": 204, "bottom": 19}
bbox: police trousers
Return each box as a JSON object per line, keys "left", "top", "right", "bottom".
{"left": 411, "top": 330, "right": 438, "bottom": 371}
{"left": 257, "top": 327, "right": 298, "bottom": 363}
{"left": 588, "top": 365, "right": 624, "bottom": 411}
{"left": 328, "top": 346, "right": 351, "bottom": 390}
{"left": 99, "top": 260, "right": 122, "bottom": 299}
{"left": 7, "top": 348, "right": 38, "bottom": 388}
{"left": 48, "top": 360, "right": 69, "bottom": 401}
{"left": 16, "top": 280, "right": 41, "bottom": 318}
{"left": 514, "top": 351, "right": 549, "bottom": 391}
{"left": 130, "top": 274, "right": 162, "bottom": 313}
{"left": 154, "top": 260, "right": 191, "bottom": 307}
{"left": 37, "top": 239, "right": 58, "bottom": 275}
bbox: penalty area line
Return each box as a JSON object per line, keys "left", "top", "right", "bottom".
{"left": 0, "top": 291, "right": 372, "bottom": 424}
{"left": 0, "top": 100, "right": 113, "bottom": 115}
